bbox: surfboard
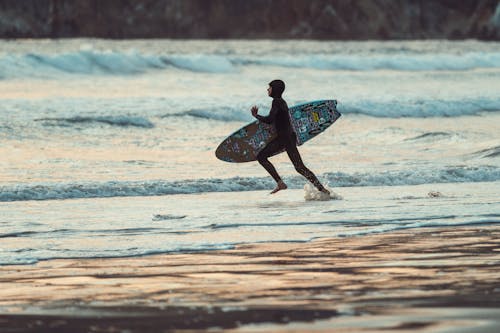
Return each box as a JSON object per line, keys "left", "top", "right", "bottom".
{"left": 215, "top": 99, "right": 341, "bottom": 163}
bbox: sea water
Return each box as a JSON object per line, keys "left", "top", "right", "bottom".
{"left": 0, "top": 39, "right": 499, "bottom": 265}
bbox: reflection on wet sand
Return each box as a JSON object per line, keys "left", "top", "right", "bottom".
{"left": 0, "top": 226, "right": 499, "bottom": 332}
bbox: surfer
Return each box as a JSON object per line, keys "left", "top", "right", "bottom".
{"left": 251, "top": 80, "right": 330, "bottom": 195}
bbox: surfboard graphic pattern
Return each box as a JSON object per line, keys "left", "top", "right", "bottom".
{"left": 216, "top": 100, "right": 341, "bottom": 163}
{"left": 291, "top": 100, "right": 339, "bottom": 145}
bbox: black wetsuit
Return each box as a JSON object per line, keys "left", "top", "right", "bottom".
{"left": 256, "top": 81, "right": 325, "bottom": 191}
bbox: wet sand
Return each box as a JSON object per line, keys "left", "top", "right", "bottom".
{"left": 0, "top": 226, "right": 499, "bottom": 332}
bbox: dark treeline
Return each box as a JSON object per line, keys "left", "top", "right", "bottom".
{"left": 1, "top": 0, "right": 499, "bottom": 40}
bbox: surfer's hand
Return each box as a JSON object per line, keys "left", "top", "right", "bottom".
{"left": 251, "top": 106, "right": 259, "bottom": 117}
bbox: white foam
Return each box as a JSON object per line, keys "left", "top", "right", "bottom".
{"left": 304, "top": 184, "right": 343, "bottom": 201}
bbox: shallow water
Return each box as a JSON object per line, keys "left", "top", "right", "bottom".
{"left": 0, "top": 39, "right": 499, "bottom": 264}
{"left": 1, "top": 182, "right": 498, "bottom": 265}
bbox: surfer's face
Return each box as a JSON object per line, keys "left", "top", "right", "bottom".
{"left": 267, "top": 85, "right": 272, "bottom": 96}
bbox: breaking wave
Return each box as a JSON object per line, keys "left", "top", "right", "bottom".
{"left": 0, "top": 50, "right": 236, "bottom": 78}
{"left": 1, "top": 165, "right": 498, "bottom": 202}
{"left": 2, "top": 49, "right": 500, "bottom": 79}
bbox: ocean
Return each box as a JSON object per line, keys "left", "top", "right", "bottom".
{"left": 0, "top": 39, "right": 499, "bottom": 265}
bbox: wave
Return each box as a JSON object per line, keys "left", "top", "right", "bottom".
{"left": 0, "top": 227, "right": 180, "bottom": 239}
{"left": 161, "top": 97, "right": 500, "bottom": 121}
{"left": 0, "top": 50, "right": 236, "bottom": 78}
{"left": 162, "top": 54, "right": 235, "bottom": 73}
{"left": 404, "top": 132, "right": 452, "bottom": 141}
{"left": 470, "top": 145, "right": 500, "bottom": 158}
{"left": 321, "top": 166, "right": 500, "bottom": 187}
{"left": 334, "top": 218, "right": 500, "bottom": 238}
{"left": 206, "top": 213, "right": 500, "bottom": 231}
{"left": 152, "top": 214, "right": 187, "bottom": 221}
{"left": 338, "top": 97, "right": 500, "bottom": 117}
{"left": 1, "top": 165, "right": 498, "bottom": 202}
{"left": 0, "top": 50, "right": 165, "bottom": 77}
{"left": 35, "top": 116, "right": 155, "bottom": 128}
{"left": 241, "top": 52, "right": 500, "bottom": 71}
{"left": 2, "top": 50, "right": 500, "bottom": 79}
{"left": 162, "top": 107, "right": 252, "bottom": 122}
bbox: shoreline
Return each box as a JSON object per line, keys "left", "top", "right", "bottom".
{"left": 1, "top": 225, "right": 499, "bottom": 332}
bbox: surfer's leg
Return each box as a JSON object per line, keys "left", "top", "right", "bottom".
{"left": 286, "top": 144, "right": 329, "bottom": 194}
{"left": 257, "top": 138, "right": 288, "bottom": 193}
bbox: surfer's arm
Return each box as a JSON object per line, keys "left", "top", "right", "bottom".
{"left": 255, "top": 103, "right": 278, "bottom": 124}
{"left": 255, "top": 114, "right": 272, "bottom": 123}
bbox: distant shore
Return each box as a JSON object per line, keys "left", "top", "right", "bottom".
{"left": 1, "top": 225, "right": 499, "bottom": 332}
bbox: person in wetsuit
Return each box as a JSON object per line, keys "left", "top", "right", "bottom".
{"left": 251, "top": 80, "right": 330, "bottom": 195}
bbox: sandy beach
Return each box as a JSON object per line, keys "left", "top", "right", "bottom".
{"left": 1, "top": 225, "right": 498, "bottom": 332}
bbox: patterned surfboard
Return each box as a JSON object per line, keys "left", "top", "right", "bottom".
{"left": 215, "top": 100, "right": 341, "bottom": 163}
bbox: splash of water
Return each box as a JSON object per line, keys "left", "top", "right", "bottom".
{"left": 304, "top": 184, "right": 343, "bottom": 201}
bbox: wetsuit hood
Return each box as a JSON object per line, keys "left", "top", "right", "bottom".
{"left": 269, "top": 79, "right": 285, "bottom": 98}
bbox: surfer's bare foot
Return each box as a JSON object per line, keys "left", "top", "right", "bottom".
{"left": 270, "top": 181, "right": 287, "bottom": 194}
